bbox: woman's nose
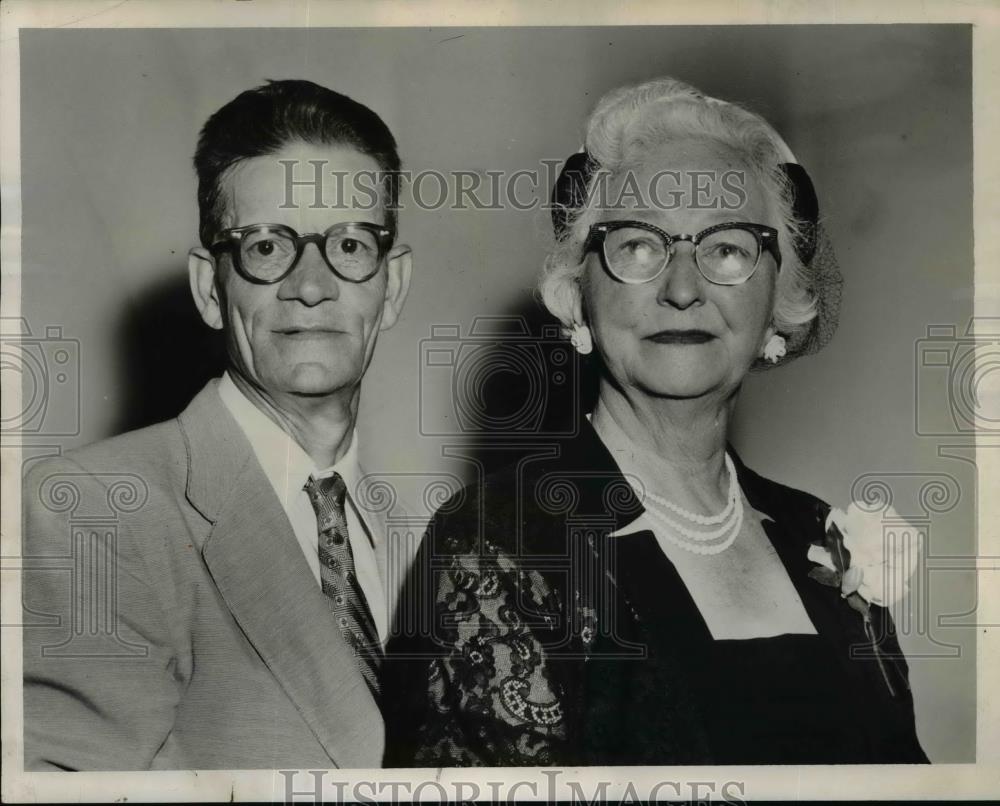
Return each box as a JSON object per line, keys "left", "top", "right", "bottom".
{"left": 657, "top": 243, "right": 704, "bottom": 310}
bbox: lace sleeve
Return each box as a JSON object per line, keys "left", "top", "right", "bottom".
{"left": 410, "top": 549, "right": 569, "bottom": 766}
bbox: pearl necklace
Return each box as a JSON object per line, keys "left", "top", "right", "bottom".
{"left": 628, "top": 454, "right": 743, "bottom": 556}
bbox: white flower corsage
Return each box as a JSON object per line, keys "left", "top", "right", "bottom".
{"left": 807, "top": 502, "right": 922, "bottom": 697}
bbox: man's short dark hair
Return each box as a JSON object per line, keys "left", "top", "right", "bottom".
{"left": 194, "top": 79, "right": 400, "bottom": 248}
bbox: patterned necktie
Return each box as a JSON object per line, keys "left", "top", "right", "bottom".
{"left": 304, "top": 472, "right": 383, "bottom": 700}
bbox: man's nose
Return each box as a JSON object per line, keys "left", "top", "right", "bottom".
{"left": 656, "top": 242, "right": 704, "bottom": 310}
{"left": 277, "top": 242, "right": 340, "bottom": 305}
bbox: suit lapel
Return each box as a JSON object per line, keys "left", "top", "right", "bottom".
{"left": 179, "top": 380, "right": 384, "bottom": 768}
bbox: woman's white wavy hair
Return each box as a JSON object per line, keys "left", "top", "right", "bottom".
{"left": 539, "top": 77, "right": 818, "bottom": 341}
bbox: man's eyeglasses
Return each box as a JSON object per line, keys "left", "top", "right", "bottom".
{"left": 209, "top": 222, "right": 395, "bottom": 285}
{"left": 584, "top": 220, "right": 781, "bottom": 286}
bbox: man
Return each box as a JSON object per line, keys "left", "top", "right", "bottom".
{"left": 22, "top": 80, "right": 413, "bottom": 769}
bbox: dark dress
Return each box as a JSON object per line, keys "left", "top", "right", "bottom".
{"left": 384, "top": 421, "right": 928, "bottom": 766}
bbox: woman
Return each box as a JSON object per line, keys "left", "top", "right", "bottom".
{"left": 385, "top": 77, "right": 927, "bottom": 766}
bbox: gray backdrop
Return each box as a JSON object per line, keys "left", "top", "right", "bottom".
{"left": 18, "top": 25, "right": 974, "bottom": 762}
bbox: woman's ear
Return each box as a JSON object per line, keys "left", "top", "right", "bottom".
{"left": 188, "top": 247, "right": 224, "bottom": 331}
{"left": 757, "top": 320, "right": 778, "bottom": 354}
{"left": 759, "top": 322, "right": 787, "bottom": 364}
{"left": 563, "top": 276, "right": 594, "bottom": 355}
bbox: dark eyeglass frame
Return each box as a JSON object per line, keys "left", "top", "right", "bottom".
{"left": 584, "top": 220, "right": 782, "bottom": 286}
{"left": 209, "top": 221, "right": 395, "bottom": 285}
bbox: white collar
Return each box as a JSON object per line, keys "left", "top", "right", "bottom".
{"left": 217, "top": 371, "right": 373, "bottom": 537}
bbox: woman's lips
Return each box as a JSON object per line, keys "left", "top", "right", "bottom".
{"left": 645, "top": 329, "right": 716, "bottom": 345}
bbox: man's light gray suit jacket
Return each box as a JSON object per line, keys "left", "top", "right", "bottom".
{"left": 23, "top": 379, "right": 414, "bottom": 770}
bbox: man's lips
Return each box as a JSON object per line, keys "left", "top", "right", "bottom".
{"left": 274, "top": 327, "right": 343, "bottom": 337}
{"left": 644, "top": 329, "right": 716, "bottom": 345}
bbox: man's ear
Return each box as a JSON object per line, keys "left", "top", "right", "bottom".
{"left": 378, "top": 243, "right": 413, "bottom": 332}
{"left": 188, "top": 247, "right": 224, "bottom": 331}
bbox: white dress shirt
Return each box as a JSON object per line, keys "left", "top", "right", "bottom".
{"left": 217, "top": 372, "right": 388, "bottom": 643}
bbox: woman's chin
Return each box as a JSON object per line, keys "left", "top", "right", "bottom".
{"left": 636, "top": 371, "right": 727, "bottom": 400}
{"left": 645, "top": 384, "right": 719, "bottom": 400}
{"left": 629, "top": 359, "right": 729, "bottom": 400}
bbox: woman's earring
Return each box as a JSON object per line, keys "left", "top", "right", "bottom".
{"left": 761, "top": 332, "right": 787, "bottom": 364}
{"left": 568, "top": 324, "right": 593, "bottom": 355}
